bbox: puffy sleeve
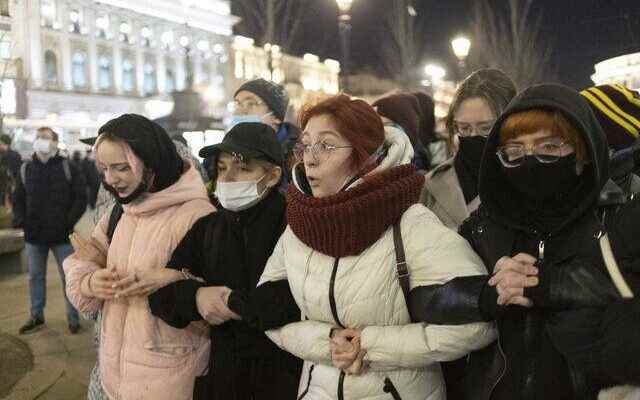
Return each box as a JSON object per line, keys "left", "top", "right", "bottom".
{"left": 63, "top": 211, "right": 110, "bottom": 314}
{"left": 259, "top": 231, "right": 335, "bottom": 365}
{"left": 360, "top": 205, "right": 497, "bottom": 370}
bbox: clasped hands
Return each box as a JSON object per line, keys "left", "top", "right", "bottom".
{"left": 488, "top": 253, "right": 540, "bottom": 307}
{"left": 330, "top": 328, "right": 367, "bottom": 375}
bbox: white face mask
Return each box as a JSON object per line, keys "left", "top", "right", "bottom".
{"left": 215, "top": 175, "right": 269, "bottom": 212}
{"left": 33, "top": 138, "right": 52, "bottom": 154}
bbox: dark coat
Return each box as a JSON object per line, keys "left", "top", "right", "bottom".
{"left": 409, "top": 84, "right": 640, "bottom": 400}
{"left": 149, "top": 190, "right": 302, "bottom": 400}
{"left": 13, "top": 153, "right": 87, "bottom": 244}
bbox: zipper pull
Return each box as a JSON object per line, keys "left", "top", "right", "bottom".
{"left": 538, "top": 240, "right": 545, "bottom": 261}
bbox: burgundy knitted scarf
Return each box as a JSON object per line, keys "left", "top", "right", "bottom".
{"left": 287, "top": 164, "right": 425, "bottom": 258}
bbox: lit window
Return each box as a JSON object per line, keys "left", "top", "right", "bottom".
{"left": 69, "top": 9, "right": 81, "bottom": 33}
{"left": 166, "top": 69, "right": 175, "bottom": 93}
{"left": 41, "top": 0, "right": 56, "bottom": 28}
{"left": 98, "top": 55, "right": 111, "bottom": 90}
{"left": 143, "top": 62, "right": 156, "bottom": 95}
{"left": 44, "top": 50, "right": 57, "bottom": 85}
{"left": 96, "top": 15, "right": 109, "bottom": 39}
{"left": 161, "top": 31, "right": 174, "bottom": 49}
{"left": 72, "top": 52, "right": 87, "bottom": 89}
{"left": 0, "top": 33, "right": 10, "bottom": 59}
{"left": 141, "top": 26, "right": 152, "bottom": 47}
{"left": 119, "top": 22, "right": 130, "bottom": 43}
{"left": 122, "top": 59, "right": 134, "bottom": 92}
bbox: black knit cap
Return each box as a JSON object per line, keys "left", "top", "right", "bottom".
{"left": 199, "top": 122, "right": 283, "bottom": 166}
{"left": 234, "top": 78, "right": 289, "bottom": 121}
{"left": 97, "top": 113, "right": 183, "bottom": 192}
{"left": 580, "top": 84, "right": 640, "bottom": 150}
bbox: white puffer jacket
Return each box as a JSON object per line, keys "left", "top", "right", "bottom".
{"left": 260, "top": 127, "right": 497, "bottom": 400}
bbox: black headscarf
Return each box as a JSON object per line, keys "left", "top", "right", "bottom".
{"left": 98, "top": 114, "right": 184, "bottom": 192}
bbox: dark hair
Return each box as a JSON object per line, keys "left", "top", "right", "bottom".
{"left": 37, "top": 126, "right": 59, "bottom": 142}
{"left": 446, "top": 68, "right": 517, "bottom": 140}
{"left": 299, "top": 94, "right": 385, "bottom": 171}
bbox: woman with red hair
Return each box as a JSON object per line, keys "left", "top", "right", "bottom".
{"left": 255, "top": 94, "right": 495, "bottom": 400}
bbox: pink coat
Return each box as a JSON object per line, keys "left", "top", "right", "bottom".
{"left": 64, "top": 164, "right": 214, "bottom": 400}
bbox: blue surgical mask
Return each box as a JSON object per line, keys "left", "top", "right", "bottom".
{"left": 229, "top": 112, "right": 273, "bottom": 130}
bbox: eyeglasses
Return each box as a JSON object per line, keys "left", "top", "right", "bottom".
{"left": 293, "top": 141, "right": 353, "bottom": 163}
{"left": 496, "top": 140, "right": 575, "bottom": 168}
{"left": 453, "top": 120, "right": 495, "bottom": 137}
{"left": 233, "top": 99, "right": 266, "bottom": 111}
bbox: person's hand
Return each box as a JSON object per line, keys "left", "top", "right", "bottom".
{"left": 489, "top": 253, "right": 539, "bottom": 307}
{"left": 196, "top": 286, "right": 241, "bottom": 325}
{"left": 330, "top": 328, "right": 365, "bottom": 374}
{"left": 86, "top": 269, "right": 119, "bottom": 300}
{"left": 113, "top": 268, "right": 183, "bottom": 298}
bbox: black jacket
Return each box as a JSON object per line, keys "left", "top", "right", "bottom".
{"left": 13, "top": 153, "right": 87, "bottom": 244}
{"left": 149, "top": 190, "right": 301, "bottom": 400}
{"left": 409, "top": 84, "right": 640, "bottom": 400}
{"left": 1, "top": 149, "right": 21, "bottom": 181}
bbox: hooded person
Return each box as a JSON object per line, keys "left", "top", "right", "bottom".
{"left": 63, "top": 113, "right": 215, "bottom": 400}
{"left": 581, "top": 84, "right": 640, "bottom": 194}
{"left": 420, "top": 69, "right": 517, "bottom": 229}
{"left": 409, "top": 84, "right": 640, "bottom": 399}
{"left": 372, "top": 92, "right": 431, "bottom": 170}
{"left": 254, "top": 94, "right": 496, "bottom": 400}
{"left": 148, "top": 122, "right": 302, "bottom": 400}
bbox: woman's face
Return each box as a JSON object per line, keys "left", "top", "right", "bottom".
{"left": 452, "top": 97, "right": 496, "bottom": 151}
{"left": 96, "top": 139, "right": 142, "bottom": 197}
{"left": 300, "top": 114, "right": 356, "bottom": 198}
{"left": 216, "top": 152, "right": 280, "bottom": 193}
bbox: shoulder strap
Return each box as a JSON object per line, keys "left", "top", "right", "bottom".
{"left": 106, "top": 203, "right": 123, "bottom": 244}
{"left": 62, "top": 159, "right": 71, "bottom": 183}
{"left": 20, "top": 161, "right": 27, "bottom": 185}
{"left": 392, "top": 221, "right": 411, "bottom": 309}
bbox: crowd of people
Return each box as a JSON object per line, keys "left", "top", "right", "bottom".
{"left": 1, "top": 70, "right": 640, "bottom": 400}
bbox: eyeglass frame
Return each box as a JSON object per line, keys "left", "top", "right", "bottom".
{"left": 294, "top": 141, "right": 353, "bottom": 163}
{"left": 496, "top": 139, "right": 575, "bottom": 168}
{"left": 452, "top": 119, "right": 496, "bottom": 137}
{"left": 233, "top": 99, "right": 267, "bottom": 112}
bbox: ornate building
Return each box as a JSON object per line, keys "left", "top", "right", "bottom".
{"left": 0, "top": 0, "right": 340, "bottom": 156}
{"left": 592, "top": 52, "right": 640, "bottom": 90}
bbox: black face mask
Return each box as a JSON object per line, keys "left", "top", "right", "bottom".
{"left": 502, "top": 154, "right": 580, "bottom": 201}
{"left": 455, "top": 136, "right": 487, "bottom": 203}
{"left": 456, "top": 136, "right": 488, "bottom": 172}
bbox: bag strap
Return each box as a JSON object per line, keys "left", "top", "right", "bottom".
{"left": 392, "top": 221, "right": 410, "bottom": 308}
{"left": 62, "top": 159, "right": 71, "bottom": 183}
{"left": 106, "top": 203, "right": 123, "bottom": 244}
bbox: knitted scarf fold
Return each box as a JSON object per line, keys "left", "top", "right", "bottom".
{"left": 286, "top": 164, "right": 425, "bottom": 258}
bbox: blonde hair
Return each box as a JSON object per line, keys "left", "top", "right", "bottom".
{"left": 94, "top": 133, "right": 145, "bottom": 182}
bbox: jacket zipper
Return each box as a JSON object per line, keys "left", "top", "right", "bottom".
{"left": 487, "top": 328, "right": 507, "bottom": 400}
{"left": 297, "top": 364, "right": 315, "bottom": 400}
{"left": 328, "top": 258, "right": 347, "bottom": 400}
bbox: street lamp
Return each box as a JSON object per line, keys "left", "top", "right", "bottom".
{"left": 424, "top": 64, "right": 446, "bottom": 83}
{"left": 335, "top": 0, "right": 354, "bottom": 91}
{"left": 451, "top": 36, "right": 471, "bottom": 78}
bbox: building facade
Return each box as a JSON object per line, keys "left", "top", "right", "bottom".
{"left": 592, "top": 52, "right": 640, "bottom": 90}
{"left": 0, "top": 0, "right": 340, "bottom": 155}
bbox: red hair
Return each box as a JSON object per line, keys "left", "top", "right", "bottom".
{"left": 299, "top": 94, "right": 385, "bottom": 170}
{"left": 500, "top": 109, "right": 589, "bottom": 163}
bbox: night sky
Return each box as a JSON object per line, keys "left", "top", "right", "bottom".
{"left": 232, "top": 0, "right": 640, "bottom": 90}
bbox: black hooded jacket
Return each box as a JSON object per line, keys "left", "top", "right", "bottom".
{"left": 149, "top": 190, "right": 302, "bottom": 400}
{"left": 409, "top": 84, "right": 640, "bottom": 400}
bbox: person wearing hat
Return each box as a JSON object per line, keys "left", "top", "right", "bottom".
{"left": 148, "top": 122, "right": 302, "bottom": 400}
{"left": 232, "top": 78, "right": 301, "bottom": 173}
{"left": 372, "top": 92, "right": 432, "bottom": 170}
{"left": 581, "top": 84, "right": 640, "bottom": 193}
